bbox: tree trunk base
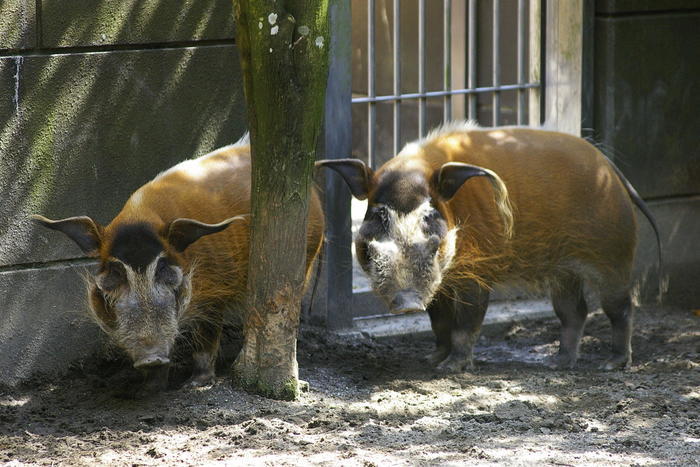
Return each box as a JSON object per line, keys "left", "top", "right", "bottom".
{"left": 231, "top": 328, "right": 300, "bottom": 401}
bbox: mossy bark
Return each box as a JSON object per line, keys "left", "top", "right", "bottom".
{"left": 231, "top": 0, "right": 329, "bottom": 400}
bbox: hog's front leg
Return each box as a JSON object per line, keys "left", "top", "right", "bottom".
{"left": 433, "top": 284, "right": 489, "bottom": 372}
{"left": 185, "top": 310, "right": 223, "bottom": 388}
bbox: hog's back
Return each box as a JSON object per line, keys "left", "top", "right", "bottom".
{"left": 115, "top": 145, "right": 323, "bottom": 306}
{"left": 437, "top": 128, "right": 638, "bottom": 285}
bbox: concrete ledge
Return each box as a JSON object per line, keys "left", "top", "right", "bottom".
{"left": 0, "top": 262, "right": 104, "bottom": 387}
{"left": 635, "top": 196, "right": 700, "bottom": 308}
{"left": 341, "top": 299, "right": 556, "bottom": 339}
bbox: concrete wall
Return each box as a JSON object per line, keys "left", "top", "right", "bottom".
{"left": 0, "top": 0, "right": 246, "bottom": 386}
{"left": 593, "top": 1, "right": 700, "bottom": 307}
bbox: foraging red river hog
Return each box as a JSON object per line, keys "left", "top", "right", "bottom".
{"left": 33, "top": 136, "right": 324, "bottom": 394}
{"left": 318, "top": 122, "right": 661, "bottom": 372}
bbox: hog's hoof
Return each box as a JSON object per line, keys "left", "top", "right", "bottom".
{"left": 547, "top": 353, "right": 578, "bottom": 370}
{"left": 435, "top": 354, "right": 473, "bottom": 373}
{"left": 600, "top": 355, "right": 631, "bottom": 371}
{"left": 425, "top": 348, "right": 450, "bottom": 367}
{"left": 183, "top": 371, "right": 216, "bottom": 388}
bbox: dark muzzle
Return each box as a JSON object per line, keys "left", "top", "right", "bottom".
{"left": 133, "top": 353, "right": 171, "bottom": 369}
{"left": 389, "top": 290, "right": 424, "bottom": 314}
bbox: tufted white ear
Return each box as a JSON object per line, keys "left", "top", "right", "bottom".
{"left": 436, "top": 162, "right": 514, "bottom": 238}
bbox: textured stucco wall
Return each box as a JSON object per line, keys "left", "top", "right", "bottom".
{"left": 594, "top": 1, "right": 700, "bottom": 307}
{"left": 0, "top": 1, "right": 246, "bottom": 386}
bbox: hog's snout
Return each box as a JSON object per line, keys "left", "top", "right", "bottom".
{"left": 389, "top": 290, "right": 424, "bottom": 314}
{"left": 133, "top": 352, "right": 171, "bottom": 369}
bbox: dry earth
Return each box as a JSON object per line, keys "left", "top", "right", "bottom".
{"left": 1, "top": 305, "right": 698, "bottom": 466}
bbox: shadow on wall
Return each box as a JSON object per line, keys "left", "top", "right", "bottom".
{"left": 0, "top": 0, "right": 247, "bottom": 384}
{"left": 0, "top": 0, "right": 247, "bottom": 266}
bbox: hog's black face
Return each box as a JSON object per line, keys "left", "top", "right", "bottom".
{"left": 88, "top": 224, "right": 192, "bottom": 369}
{"left": 355, "top": 172, "right": 457, "bottom": 314}
{"left": 32, "top": 214, "right": 243, "bottom": 371}
{"left": 317, "top": 152, "right": 513, "bottom": 315}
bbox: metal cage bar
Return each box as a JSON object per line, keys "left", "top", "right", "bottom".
{"left": 492, "top": 0, "right": 501, "bottom": 126}
{"left": 467, "top": 0, "right": 477, "bottom": 120}
{"left": 517, "top": 0, "right": 527, "bottom": 124}
{"left": 352, "top": 83, "right": 539, "bottom": 104}
{"left": 393, "top": 0, "right": 401, "bottom": 155}
{"left": 367, "top": 0, "right": 376, "bottom": 168}
{"left": 418, "top": 0, "right": 426, "bottom": 137}
{"left": 443, "top": 0, "right": 452, "bottom": 122}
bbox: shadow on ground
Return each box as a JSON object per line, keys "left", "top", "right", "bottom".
{"left": 0, "top": 306, "right": 698, "bottom": 465}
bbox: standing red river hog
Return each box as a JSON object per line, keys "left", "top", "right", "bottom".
{"left": 32, "top": 135, "right": 324, "bottom": 395}
{"left": 317, "top": 122, "right": 661, "bottom": 372}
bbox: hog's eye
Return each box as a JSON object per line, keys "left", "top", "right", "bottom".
{"left": 98, "top": 261, "right": 126, "bottom": 292}
{"left": 365, "top": 206, "right": 390, "bottom": 232}
{"left": 155, "top": 257, "right": 179, "bottom": 286}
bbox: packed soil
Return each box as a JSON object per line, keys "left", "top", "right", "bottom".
{"left": 1, "top": 304, "right": 698, "bottom": 466}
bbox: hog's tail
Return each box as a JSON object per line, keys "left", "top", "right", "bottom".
{"left": 607, "top": 158, "right": 666, "bottom": 302}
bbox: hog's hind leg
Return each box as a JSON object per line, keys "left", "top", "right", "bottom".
{"left": 435, "top": 283, "right": 489, "bottom": 373}
{"left": 551, "top": 276, "right": 588, "bottom": 369}
{"left": 599, "top": 288, "right": 634, "bottom": 370}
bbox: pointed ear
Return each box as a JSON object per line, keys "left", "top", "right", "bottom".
{"left": 167, "top": 215, "right": 248, "bottom": 252}
{"left": 315, "top": 158, "right": 373, "bottom": 200}
{"left": 435, "top": 162, "right": 514, "bottom": 239}
{"left": 31, "top": 215, "right": 102, "bottom": 255}
{"left": 436, "top": 163, "right": 494, "bottom": 200}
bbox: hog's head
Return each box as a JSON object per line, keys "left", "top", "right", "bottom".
{"left": 317, "top": 156, "right": 512, "bottom": 314}
{"left": 31, "top": 214, "right": 244, "bottom": 369}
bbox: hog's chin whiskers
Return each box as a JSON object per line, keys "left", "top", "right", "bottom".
{"left": 176, "top": 266, "right": 195, "bottom": 324}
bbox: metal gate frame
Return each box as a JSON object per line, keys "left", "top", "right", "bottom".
{"left": 312, "top": 0, "right": 591, "bottom": 330}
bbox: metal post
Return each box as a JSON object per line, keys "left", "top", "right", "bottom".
{"left": 393, "top": 0, "right": 402, "bottom": 155}
{"left": 492, "top": 0, "right": 501, "bottom": 126}
{"left": 517, "top": 0, "right": 526, "bottom": 125}
{"left": 467, "top": 0, "right": 477, "bottom": 121}
{"left": 311, "top": 0, "right": 353, "bottom": 330}
{"left": 443, "top": 0, "right": 452, "bottom": 122}
{"left": 418, "top": 0, "right": 426, "bottom": 137}
{"left": 368, "top": 0, "right": 376, "bottom": 167}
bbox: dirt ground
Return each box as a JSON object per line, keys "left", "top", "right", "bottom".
{"left": 1, "top": 305, "right": 698, "bottom": 466}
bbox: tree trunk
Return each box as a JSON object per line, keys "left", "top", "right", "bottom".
{"left": 232, "top": 0, "right": 329, "bottom": 400}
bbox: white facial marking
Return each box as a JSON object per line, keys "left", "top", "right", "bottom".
{"left": 440, "top": 228, "right": 458, "bottom": 270}
{"left": 361, "top": 201, "right": 459, "bottom": 310}
{"left": 390, "top": 200, "right": 433, "bottom": 244}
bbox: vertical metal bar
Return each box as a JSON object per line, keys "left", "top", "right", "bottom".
{"left": 517, "top": 0, "right": 526, "bottom": 125}
{"left": 311, "top": 0, "right": 353, "bottom": 330}
{"left": 529, "top": 0, "right": 542, "bottom": 126}
{"left": 368, "top": 0, "right": 376, "bottom": 167}
{"left": 443, "top": 0, "right": 452, "bottom": 122}
{"left": 492, "top": 0, "right": 500, "bottom": 126}
{"left": 467, "top": 0, "right": 477, "bottom": 121}
{"left": 393, "top": 0, "right": 401, "bottom": 155}
{"left": 581, "top": 0, "right": 595, "bottom": 139}
{"left": 418, "top": 0, "right": 426, "bottom": 137}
